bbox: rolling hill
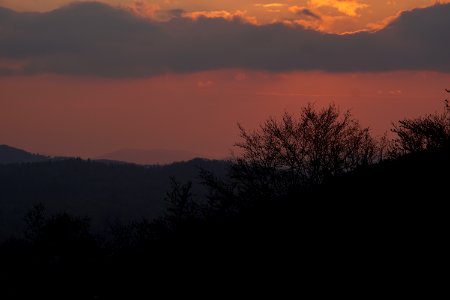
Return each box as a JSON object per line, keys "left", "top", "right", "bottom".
{"left": 96, "top": 148, "right": 203, "bottom": 165}
{"left": 0, "top": 157, "right": 229, "bottom": 240}
{"left": 0, "top": 145, "right": 48, "bottom": 164}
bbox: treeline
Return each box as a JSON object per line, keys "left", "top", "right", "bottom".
{"left": 0, "top": 158, "right": 229, "bottom": 239}
{"left": 1, "top": 98, "right": 449, "bottom": 298}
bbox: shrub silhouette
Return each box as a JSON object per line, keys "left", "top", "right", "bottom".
{"left": 24, "top": 204, "right": 95, "bottom": 258}
{"left": 391, "top": 92, "right": 450, "bottom": 155}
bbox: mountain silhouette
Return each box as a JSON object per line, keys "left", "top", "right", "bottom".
{"left": 96, "top": 148, "right": 203, "bottom": 165}
{"left": 0, "top": 145, "right": 48, "bottom": 164}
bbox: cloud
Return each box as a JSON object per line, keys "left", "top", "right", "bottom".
{"left": 289, "top": 6, "right": 322, "bottom": 20}
{"left": 125, "top": 1, "right": 160, "bottom": 18}
{"left": 255, "top": 3, "right": 285, "bottom": 12}
{"left": 308, "top": 0, "right": 368, "bottom": 17}
{"left": 299, "top": 8, "right": 322, "bottom": 20}
{"left": 0, "top": 2, "right": 449, "bottom": 77}
{"left": 182, "top": 10, "right": 256, "bottom": 23}
{"left": 255, "top": 3, "right": 285, "bottom": 8}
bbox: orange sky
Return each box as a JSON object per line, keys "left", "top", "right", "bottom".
{"left": 1, "top": 0, "right": 448, "bottom": 33}
{"left": 0, "top": 1, "right": 449, "bottom": 159}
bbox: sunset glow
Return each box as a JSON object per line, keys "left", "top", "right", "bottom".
{"left": 1, "top": 0, "right": 449, "bottom": 159}
{"left": 2, "top": 71, "right": 449, "bottom": 158}
{"left": 1, "top": 0, "right": 448, "bottom": 32}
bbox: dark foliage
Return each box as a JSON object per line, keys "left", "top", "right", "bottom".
{"left": 1, "top": 102, "right": 448, "bottom": 298}
{"left": 0, "top": 158, "right": 228, "bottom": 239}
{"left": 234, "top": 104, "right": 381, "bottom": 192}
{"left": 199, "top": 104, "right": 384, "bottom": 215}
{"left": 391, "top": 95, "right": 450, "bottom": 155}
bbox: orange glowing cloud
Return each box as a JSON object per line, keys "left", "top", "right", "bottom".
{"left": 288, "top": 1, "right": 369, "bottom": 32}
{"left": 286, "top": 5, "right": 347, "bottom": 33}
{"left": 309, "top": 0, "right": 368, "bottom": 17}
{"left": 254, "top": 3, "right": 285, "bottom": 13}
{"left": 256, "top": 3, "right": 285, "bottom": 8}
{"left": 1, "top": 2, "right": 450, "bottom": 77}
{"left": 1, "top": 1, "right": 450, "bottom": 33}
{"left": 183, "top": 9, "right": 257, "bottom": 24}
{"left": 124, "top": 1, "right": 160, "bottom": 18}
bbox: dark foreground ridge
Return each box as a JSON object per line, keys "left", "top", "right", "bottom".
{"left": 1, "top": 100, "right": 449, "bottom": 298}
{"left": 1, "top": 147, "right": 447, "bottom": 298}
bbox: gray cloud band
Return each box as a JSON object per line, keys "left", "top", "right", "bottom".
{"left": 0, "top": 2, "right": 449, "bottom": 77}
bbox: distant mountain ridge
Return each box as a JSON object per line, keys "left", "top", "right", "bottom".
{"left": 0, "top": 145, "right": 48, "bottom": 164}
{"left": 0, "top": 146, "right": 230, "bottom": 240}
{"left": 96, "top": 148, "right": 203, "bottom": 165}
{"left": 0, "top": 145, "right": 206, "bottom": 165}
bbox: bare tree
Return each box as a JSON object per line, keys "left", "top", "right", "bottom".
{"left": 391, "top": 91, "right": 450, "bottom": 156}
{"left": 231, "top": 103, "right": 380, "bottom": 199}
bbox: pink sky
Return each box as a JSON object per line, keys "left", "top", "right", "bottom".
{"left": 1, "top": 71, "right": 449, "bottom": 158}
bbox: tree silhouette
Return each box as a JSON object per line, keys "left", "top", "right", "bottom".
{"left": 391, "top": 92, "right": 450, "bottom": 155}
{"left": 198, "top": 103, "right": 383, "bottom": 217}
{"left": 24, "top": 203, "right": 46, "bottom": 242}
{"left": 231, "top": 103, "right": 380, "bottom": 198}
{"left": 164, "top": 177, "right": 200, "bottom": 229}
{"left": 24, "top": 204, "right": 94, "bottom": 256}
{"left": 1, "top": 99, "right": 449, "bottom": 299}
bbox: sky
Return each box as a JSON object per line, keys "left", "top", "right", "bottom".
{"left": 0, "top": 0, "right": 447, "bottom": 33}
{"left": 0, "top": 1, "right": 449, "bottom": 159}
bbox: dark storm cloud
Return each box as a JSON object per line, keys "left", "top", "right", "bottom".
{"left": 0, "top": 2, "right": 449, "bottom": 77}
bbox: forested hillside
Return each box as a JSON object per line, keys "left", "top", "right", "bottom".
{"left": 1, "top": 101, "right": 448, "bottom": 298}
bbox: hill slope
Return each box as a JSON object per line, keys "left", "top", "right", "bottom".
{"left": 96, "top": 148, "right": 203, "bottom": 165}
{"left": 0, "top": 145, "right": 48, "bottom": 164}
{"left": 0, "top": 158, "right": 229, "bottom": 239}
